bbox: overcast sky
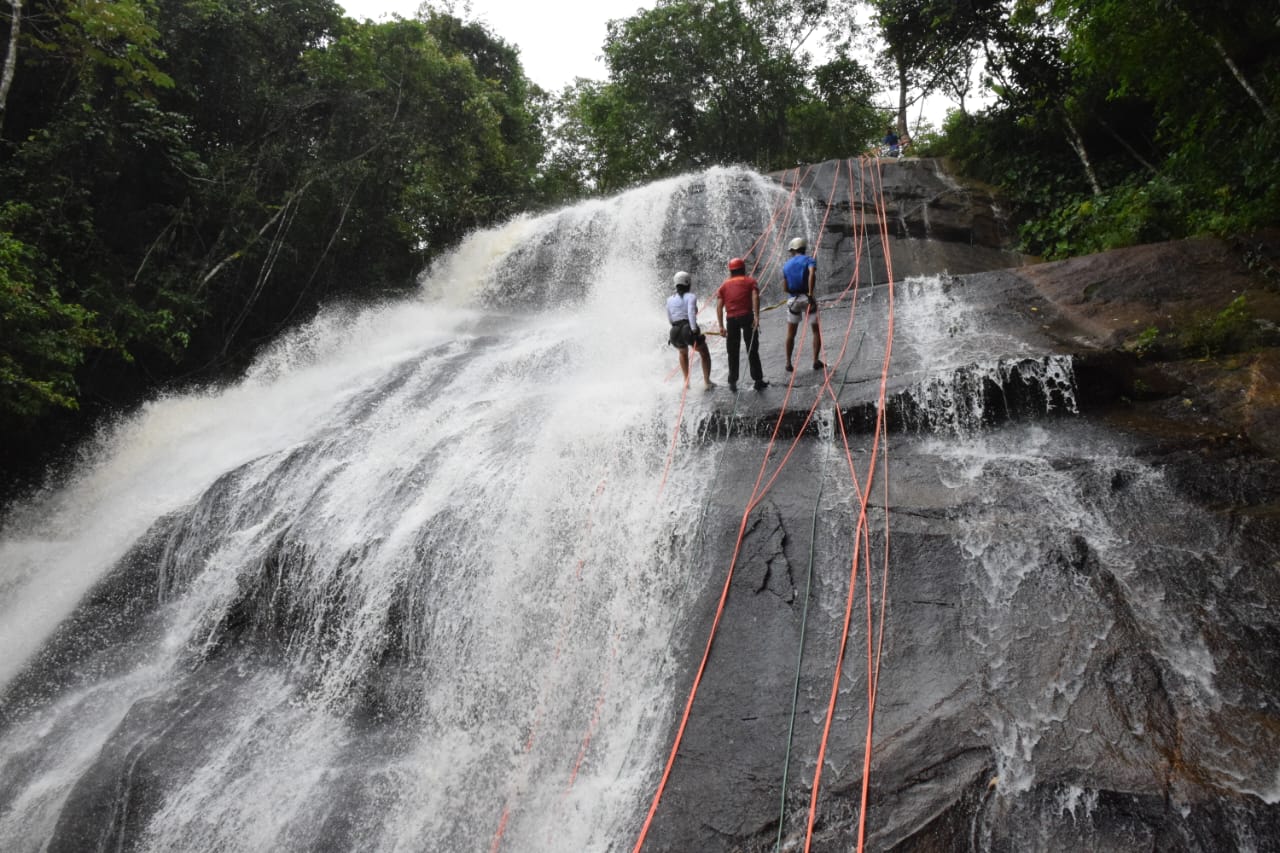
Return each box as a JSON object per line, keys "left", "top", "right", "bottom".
{"left": 337, "top": 1, "right": 967, "bottom": 129}
{"left": 338, "top": 0, "right": 653, "bottom": 93}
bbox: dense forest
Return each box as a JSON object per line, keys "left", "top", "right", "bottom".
{"left": 1, "top": 0, "right": 1277, "bottom": 487}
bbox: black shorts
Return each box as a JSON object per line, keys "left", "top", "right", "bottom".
{"left": 668, "top": 321, "right": 705, "bottom": 348}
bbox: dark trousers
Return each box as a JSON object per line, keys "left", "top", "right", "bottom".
{"left": 725, "top": 315, "right": 763, "bottom": 386}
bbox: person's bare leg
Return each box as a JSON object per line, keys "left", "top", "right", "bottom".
{"left": 678, "top": 348, "right": 690, "bottom": 385}
{"left": 811, "top": 321, "right": 824, "bottom": 368}
{"left": 696, "top": 341, "right": 714, "bottom": 388}
{"left": 784, "top": 323, "right": 797, "bottom": 371}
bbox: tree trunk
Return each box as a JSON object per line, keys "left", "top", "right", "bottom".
{"left": 1064, "top": 115, "right": 1103, "bottom": 196}
{"left": 0, "top": 0, "right": 20, "bottom": 136}
{"left": 1206, "top": 33, "right": 1276, "bottom": 124}
{"left": 895, "top": 57, "right": 909, "bottom": 137}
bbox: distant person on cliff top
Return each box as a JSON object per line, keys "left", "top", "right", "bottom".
{"left": 715, "top": 257, "right": 768, "bottom": 393}
{"left": 883, "top": 128, "right": 901, "bottom": 157}
{"left": 781, "top": 237, "right": 824, "bottom": 374}
{"left": 666, "top": 270, "right": 715, "bottom": 390}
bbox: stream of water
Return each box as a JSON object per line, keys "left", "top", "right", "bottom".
{"left": 0, "top": 168, "right": 799, "bottom": 852}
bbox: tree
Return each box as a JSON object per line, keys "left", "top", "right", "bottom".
{"left": 787, "top": 52, "right": 882, "bottom": 160}
{"left": 0, "top": 0, "right": 555, "bottom": 479}
{"left": 863, "top": 0, "right": 1004, "bottom": 136}
{"left": 598, "top": 0, "right": 808, "bottom": 182}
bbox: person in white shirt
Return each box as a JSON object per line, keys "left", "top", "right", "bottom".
{"left": 665, "top": 271, "right": 715, "bottom": 390}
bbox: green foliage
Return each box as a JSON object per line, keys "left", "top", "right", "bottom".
{"left": 1122, "top": 296, "right": 1275, "bottom": 362}
{"left": 932, "top": 0, "right": 1279, "bottom": 258}
{"left": 0, "top": 210, "right": 99, "bottom": 421}
{"left": 1183, "top": 294, "right": 1259, "bottom": 359}
{"left": 0, "top": 0, "right": 552, "bottom": 472}
{"left": 1126, "top": 325, "right": 1161, "bottom": 358}
{"left": 1018, "top": 176, "right": 1187, "bottom": 259}
{"left": 794, "top": 54, "right": 883, "bottom": 160}
{"left": 595, "top": 0, "right": 807, "bottom": 183}
{"left": 548, "top": 0, "right": 881, "bottom": 190}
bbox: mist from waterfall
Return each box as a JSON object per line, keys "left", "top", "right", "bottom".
{"left": 0, "top": 168, "right": 803, "bottom": 852}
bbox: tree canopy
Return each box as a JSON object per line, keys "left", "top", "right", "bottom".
{"left": 1, "top": 0, "right": 1276, "bottom": 485}
{"left": 932, "top": 0, "right": 1279, "bottom": 257}
{"left": 0, "top": 0, "right": 550, "bottom": 478}
{"left": 552, "top": 0, "right": 882, "bottom": 191}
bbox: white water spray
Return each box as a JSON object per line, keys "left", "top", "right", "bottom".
{"left": 0, "top": 168, "right": 790, "bottom": 852}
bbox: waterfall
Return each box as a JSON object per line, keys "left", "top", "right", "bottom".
{"left": 5, "top": 160, "right": 1277, "bottom": 852}
{"left": 0, "top": 168, "right": 802, "bottom": 852}
{"left": 890, "top": 275, "right": 1280, "bottom": 851}
{"left": 890, "top": 274, "right": 1077, "bottom": 433}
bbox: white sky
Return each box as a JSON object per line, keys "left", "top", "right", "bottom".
{"left": 337, "top": 0, "right": 965, "bottom": 130}
{"left": 338, "top": 0, "right": 652, "bottom": 93}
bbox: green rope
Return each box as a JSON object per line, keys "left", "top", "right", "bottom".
{"left": 774, "top": 334, "right": 864, "bottom": 851}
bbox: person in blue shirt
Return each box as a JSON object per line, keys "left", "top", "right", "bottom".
{"left": 666, "top": 270, "right": 715, "bottom": 389}
{"left": 883, "top": 128, "right": 901, "bottom": 157}
{"left": 781, "top": 237, "right": 824, "bottom": 373}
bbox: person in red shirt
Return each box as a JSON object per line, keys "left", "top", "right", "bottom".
{"left": 714, "top": 257, "right": 769, "bottom": 392}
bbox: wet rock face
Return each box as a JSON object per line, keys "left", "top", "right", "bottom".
{"left": 639, "top": 169, "right": 1280, "bottom": 851}
{"left": 771, "top": 158, "right": 1030, "bottom": 287}
{"left": 4, "top": 161, "right": 1279, "bottom": 853}
{"left": 643, "top": 429, "right": 1280, "bottom": 853}
{"left": 1016, "top": 234, "right": 1280, "bottom": 458}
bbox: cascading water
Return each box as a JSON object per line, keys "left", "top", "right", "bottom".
{"left": 0, "top": 168, "right": 805, "bottom": 852}
{"left": 4, "top": 158, "right": 1278, "bottom": 853}
{"left": 890, "top": 273, "right": 1077, "bottom": 434}
{"left": 882, "top": 274, "right": 1280, "bottom": 851}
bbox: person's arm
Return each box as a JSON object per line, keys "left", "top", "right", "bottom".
{"left": 687, "top": 293, "right": 700, "bottom": 332}
{"left": 716, "top": 291, "right": 726, "bottom": 332}
{"left": 751, "top": 287, "right": 760, "bottom": 327}
{"left": 806, "top": 263, "right": 816, "bottom": 299}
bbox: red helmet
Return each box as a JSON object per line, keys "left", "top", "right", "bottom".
{"left": 728, "top": 257, "right": 746, "bottom": 272}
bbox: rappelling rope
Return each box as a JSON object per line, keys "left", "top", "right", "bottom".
{"left": 635, "top": 161, "right": 858, "bottom": 853}
{"left": 856, "top": 155, "right": 897, "bottom": 853}
{"left": 801, "top": 155, "right": 897, "bottom": 853}
{"left": 772, "top": 330, "right": 866, "bottom": 852}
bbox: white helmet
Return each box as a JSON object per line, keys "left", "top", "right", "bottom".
{"left": 788, "top": 237, "right": 807, "bottom": 252}
{"left": 673, "top": 271, "right": 692, "bottom": 289}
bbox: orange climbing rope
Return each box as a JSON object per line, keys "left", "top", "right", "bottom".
{"left": 637, "top": 156, "right": 900, "bottom": 853}
{"left": 802, "top": 155, "right": 897, "bottom": 853}
{"left": 635, "top": 159, "right": 897, "bottom": 851}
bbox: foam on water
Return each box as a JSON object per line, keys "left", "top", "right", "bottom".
{"left": 0, "top": 168, "right": 792, "bottom": 851}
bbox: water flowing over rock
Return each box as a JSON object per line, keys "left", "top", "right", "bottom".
{"left": 0, "top": 160, "right": 1277, "bottom": 853}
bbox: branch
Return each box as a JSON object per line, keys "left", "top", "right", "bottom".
{"left": 1206, "top": 32, "right": 1276, "bottom": 124}
{"left": 218, "top": 185, "right": 306, "bottom": 357}
{"left": 131, "top": 202, "right": 189, "bottom": 288}
{"left": 1096, "top": 117, "right": 1158, "bottom": 175}
{"left": 195, "top": 178, "right": 314, "bottom": 295}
